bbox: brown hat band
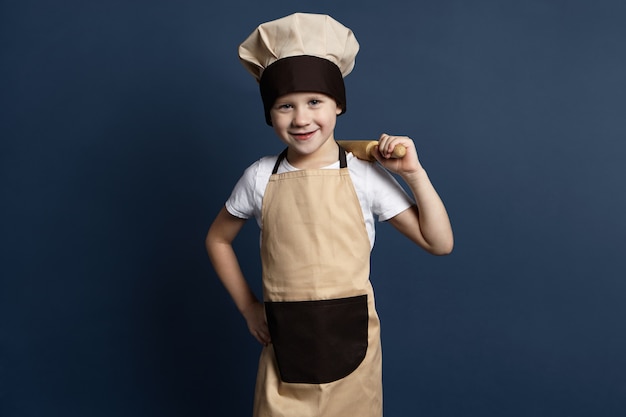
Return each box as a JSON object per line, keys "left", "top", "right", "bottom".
{"left": 259, "top": 55, "right": 346, "bottom": 126}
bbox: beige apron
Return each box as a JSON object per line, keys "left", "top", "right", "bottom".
{"left": 253, "top": 147, "right": 383, "bottom": 417}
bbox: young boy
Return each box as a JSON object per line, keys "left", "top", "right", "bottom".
{"left": 206, "top": 13, "right": 453, "bottom": 417}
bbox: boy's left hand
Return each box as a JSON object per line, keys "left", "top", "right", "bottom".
{"left": 372, "top": 133, "right": 422, "bottom": 177}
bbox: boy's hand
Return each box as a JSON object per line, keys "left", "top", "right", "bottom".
{"left": 372, "top": 133, "right": 422, "bottom": 177}
{"left": 242, "top": 300, "right": 271, "bottom": 346}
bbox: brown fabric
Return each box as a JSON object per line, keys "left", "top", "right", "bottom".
{"left": 259, "top": 55, "right": 346, "bottom": 126}
{"left": 265, "top": 294, "right": 368, "bottom": 384}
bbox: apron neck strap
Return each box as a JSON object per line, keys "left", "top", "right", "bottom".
{"left": 272, "top": 143, "right": 347, "bottom": 174}
{"left": 338, "top": 144, "right": 347, "bottom": 168}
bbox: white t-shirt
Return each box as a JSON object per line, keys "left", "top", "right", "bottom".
{"left": 225, "top": 152, "right": 414, "bottom": 249}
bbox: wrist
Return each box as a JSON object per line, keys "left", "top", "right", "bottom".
{"left": 400, "top": 166, "right": 428, "bottom": 184}
{"left": 240, "top": 298, "right": 261, "bottom": 318}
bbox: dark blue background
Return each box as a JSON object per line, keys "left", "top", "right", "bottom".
{"left": 2, "top": 1, "right": 625, "bottom": 416}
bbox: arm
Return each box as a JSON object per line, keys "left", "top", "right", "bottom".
{"left": 205, "top": 207, "right": 270, "bottom": 345}
{"left": 372, "top": 133, "right": 454, "bottom": 255}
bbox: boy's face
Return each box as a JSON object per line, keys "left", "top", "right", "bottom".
{"left": 270, "top": 92, "right": 342, "bottom": 157}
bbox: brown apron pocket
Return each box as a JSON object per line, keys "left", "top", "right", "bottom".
{"left": 265, "top": 294, "right": 368, "bottom": 384}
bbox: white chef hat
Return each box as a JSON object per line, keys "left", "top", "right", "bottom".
{"left": 238, "top": 13, "right": 360, "bottom": 125}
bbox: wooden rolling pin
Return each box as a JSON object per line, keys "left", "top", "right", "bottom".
{"left": 337, "top": 140, "right": 406, "bottom": 162}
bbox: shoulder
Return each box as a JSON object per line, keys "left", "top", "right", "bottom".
{"left": 346, "top": 153, "right": 372, "bottom": 175}
{"left": 238, "top": 154, "right": 279, "bottom": 182}
{"left": 241, "top": 153, "right": 283, "bottom": 193}
{"left": 346, "top": 153, "right": 394, "bottom": 184}
{"left": 225, "top": 154, "right": 279, "bottom": 220}
{"left": 346, "top": 153, "right": 414, "bottom": 220}
{"left": 258, "top": 155, "right": 279, "bottom": 175}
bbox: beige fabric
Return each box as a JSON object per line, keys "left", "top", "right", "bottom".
{"left": 239, "top": 12, "right": 360, "bottom": 81}
{"left": 254, "top": 167, "right": 383, "bottom": 417}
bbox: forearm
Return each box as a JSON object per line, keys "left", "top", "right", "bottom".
{"left": 205, "top": 208, "right": 270, "bottom": 345}
{"left": 205, "top": 208, "right": 260, "bottom": 316}
{"left": 399, "top": 168, "right": 454, "bottom": 254}
{"left": 206, "top": 238, "right": 259, "bottom": 315}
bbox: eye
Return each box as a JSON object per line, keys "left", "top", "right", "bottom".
{"left": 275, "top": 103, "right": 293, "bottom": 111}
{"left": 309, "top": 99, "right": 321, "bottom": 106}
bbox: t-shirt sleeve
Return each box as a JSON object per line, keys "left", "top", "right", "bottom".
{"left": 224, "top": 161, "right": 260, "bottom": 220}
{"left": 369, "top": 162, "right": 414, "bottom": 222}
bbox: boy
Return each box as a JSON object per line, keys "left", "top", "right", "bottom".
{"left": 206, "top": 13, "right": 453, "bottom": 417}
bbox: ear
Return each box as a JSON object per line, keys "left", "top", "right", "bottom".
{"left": 336, "top": 105, "right": 343, "bottom": 115}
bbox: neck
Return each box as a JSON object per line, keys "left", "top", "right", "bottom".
{"left": 286, "top": 139, "right": 339, "bottom": 169}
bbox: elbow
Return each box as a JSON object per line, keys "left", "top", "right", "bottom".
{"left": 204, "top": 231, "right": 214, "bottom": 257}
{"left": 205, "top": 228, "right": 224, "bottom": 258}
{"left": 431, "top": 246, "right": 453, "bottom": 256}
{"left": 205, "top": 227, "right": 219, "bottom": 256}
{"left": 428, "top": 238, "right": 454, "bottom": 256}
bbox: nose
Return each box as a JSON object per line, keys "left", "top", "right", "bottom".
{"left": 291, "top": 107, "right": 311, "bottom": 127}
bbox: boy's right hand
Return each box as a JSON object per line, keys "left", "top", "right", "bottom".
{"left": 242, "top": 301, "right": 271, "bottom": 346}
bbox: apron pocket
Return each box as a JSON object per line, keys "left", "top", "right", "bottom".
{"left": 265, "top": 294, "right": 368, "bottom": 384}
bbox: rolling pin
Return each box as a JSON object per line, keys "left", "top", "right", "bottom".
{"left": 337, "top": 140, "right": 406, "bottom": 162}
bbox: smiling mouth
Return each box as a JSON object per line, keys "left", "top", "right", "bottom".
{"left": 290, "top": 130, "right": 317, "bottom": 141}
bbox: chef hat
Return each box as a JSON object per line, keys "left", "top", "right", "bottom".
{"left": 238, "top": 13, "right": 360, "bottom": 125}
